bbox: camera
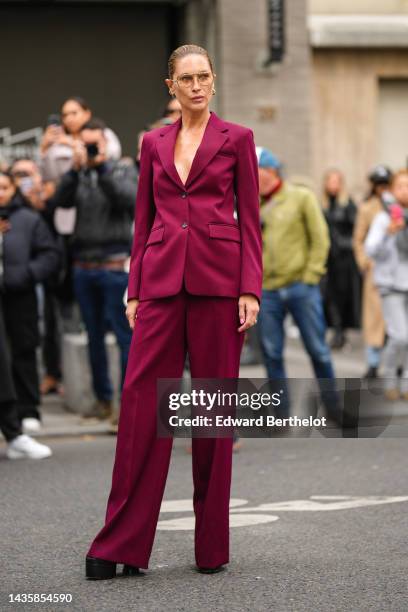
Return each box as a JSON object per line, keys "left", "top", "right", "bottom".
{"left": 0, "top": 208, "right": 10, "bottom": 221}
{"left": 19, "top": 177, "right": 34, "bottom": 195}
{"left": 86, "top": 143, "right": 99, "bottom": 159}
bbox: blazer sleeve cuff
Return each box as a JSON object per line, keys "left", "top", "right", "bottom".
{"left": 127, "top": 293, "right": 139, "bottom": 302}
{"left": 240, "top": 286, "right": 262, "bottom": 304}
{"left": 127, "top": 272, "right": 140, "bottom": 301}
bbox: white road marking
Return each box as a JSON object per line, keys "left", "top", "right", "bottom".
{"left": 156, "top": 495, "right": 408, "bottom": 530}
{"left": 157, "top": 514, "right": 279, "bottom": 530}
{"left": 160, "top": 498, "right": 248, "bottom": 513}
{"left": 230, "top": 496, "right": 408, "bottom": 512}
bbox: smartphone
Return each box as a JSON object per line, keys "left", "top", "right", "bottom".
{"left": 86, "top": 143, "right": 99, "bottom": 159}
{"left": 0, "top": 208, "right": 10, "bottom": 220}
{"left": 19, "top": 177, "right": 34, "bottom": 195}
{"left": 46, "top": 114, "right": 62, "bottom": 128}
{"left": 390, "top": 203, "right": 404, "bottom": 222}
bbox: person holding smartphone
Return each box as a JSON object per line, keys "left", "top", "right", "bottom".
{"left": 40, "top": 97, "right": 122, "bottom": 183}
{"left": 365, "top": 169, "right": 408, "bottom": 401}
{"left": 49, "top": 118, "right": 137, "bottom": 423}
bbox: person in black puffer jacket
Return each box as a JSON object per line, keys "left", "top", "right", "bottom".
{"left": 0, "top": 170, "right": 60, "bottom": 436}
{"left": 49, "top": 118, "right": 137, "bottom": 422}
{"left": 10, "top": 157, "right": 70, "bottom": 397}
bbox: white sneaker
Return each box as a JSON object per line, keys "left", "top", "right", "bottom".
{"left": 6, "top": 435, "right": 52, "bottom": 460}
{"left": 22, "top": 418, "right": 42, "bottom": 433}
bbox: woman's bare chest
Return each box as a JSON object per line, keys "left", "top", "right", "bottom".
{"left": 174, "top": 131, "right": 206, "bottom": 186}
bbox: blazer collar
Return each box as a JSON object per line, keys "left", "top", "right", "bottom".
{"left": 155, "top": 110, "right": 229, "bottom": 190}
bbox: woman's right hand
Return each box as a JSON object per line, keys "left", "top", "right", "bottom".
{"left": 40, "top": 125, "right": 64, "bottom": 153}
{"left": 126, "top": 299, "right": 139, "bottom": 330}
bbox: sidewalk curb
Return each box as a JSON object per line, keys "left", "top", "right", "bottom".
{"left": 28, "top": 425, "right": 114, "bottom": 439}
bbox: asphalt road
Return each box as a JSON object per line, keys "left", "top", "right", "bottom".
{"left": 1, "top": 435, "right": 407, "bottom": 612}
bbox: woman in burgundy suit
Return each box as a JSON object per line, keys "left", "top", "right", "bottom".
{"left": 86, "top": 44, "right": 262, "bottom": 579}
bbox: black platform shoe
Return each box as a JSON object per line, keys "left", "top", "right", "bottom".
{"left": 363, "top": 366, "right": 378, "bottom": 379}
{"left": 86, "top": 556, "right": 117, "bottom": 580}
{"left": 330, "top": 331, "right": 346, "bottom": 350}
{"left": 122, "top": 564, "right": 141, "bottom": 576}
{"left": 197, "top": 565, "right": 225, "bottom": 574}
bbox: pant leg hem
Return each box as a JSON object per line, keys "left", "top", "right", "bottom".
{"left": 87, "top": 548, "right": 150, "bottom": 570}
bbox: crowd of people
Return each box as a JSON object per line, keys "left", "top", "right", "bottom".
{"left": 1, "top": 93, "right": 408, "bottom": 458}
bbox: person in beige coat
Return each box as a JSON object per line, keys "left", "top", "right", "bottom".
{"left": 353, "top": 166, "right": 391, "bottom": 377}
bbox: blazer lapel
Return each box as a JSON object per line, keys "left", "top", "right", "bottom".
{"left": 155, "top": 117, "right": 185, "bottom": 190}
{"left": 185, "top": 112, "right": 229, "bottom": 188}
{"left": 155, "top": 111, "right": 229, "bottom": 190}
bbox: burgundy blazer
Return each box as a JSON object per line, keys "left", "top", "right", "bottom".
{"left": 127, "top": 110, "right": 262, "bottom": 303}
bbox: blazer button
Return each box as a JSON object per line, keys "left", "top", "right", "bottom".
{"left": 181, "top": 222, "right": 188, "bottom": 229}
{"left": 181, "top": 192, "right": 188, "bottom": 198}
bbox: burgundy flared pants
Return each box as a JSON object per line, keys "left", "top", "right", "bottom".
{"left": 87, "top": 287, "right": 245, "bottom": 569}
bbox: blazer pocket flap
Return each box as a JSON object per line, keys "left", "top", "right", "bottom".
{"left": 217, "top": 149, "right": 235, "bottom": 158}
{"left": 146, "top": 226, "right": 164, "bottom": 246}
{"left": 208, "top": 223, "right": 241, "bottom": 242}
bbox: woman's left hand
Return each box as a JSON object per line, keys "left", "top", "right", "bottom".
{"left": 238, "top": 294, "right": 259, "bottom": 332}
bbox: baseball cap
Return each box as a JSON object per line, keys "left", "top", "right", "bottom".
{"left": 256, "top": 146, "right": 282, "bottom": 170}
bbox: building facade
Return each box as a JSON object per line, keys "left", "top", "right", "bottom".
{"left": 1, "top": 0, "right": 313, "bottom": 179}
{"left": 0, "top": 1, "right": 184, "bottom": 158}
{"left": 309, "top": 0, "right": 408, "bottom": 196}
{"left": 2, "top": 0, "right": 407, "bottom": 197}
{"left": 185, "top": 0, "right": 314, "bottom": 181}
{"left": 213, "top": 0, "right": 313, "bottom": 181}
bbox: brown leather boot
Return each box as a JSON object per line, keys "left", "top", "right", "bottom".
{"left": 384, "top": 389, "right": 400, "bottom": 402}
{"left": 83, "top": 400, "right": 114, "bottom": 420}
{"left": 40, "top": 375, "right": 60, "bottom": 395}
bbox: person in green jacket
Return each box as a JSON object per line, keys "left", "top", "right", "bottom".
{"left": 256, "top": 148, "right": 340, "bottom": 423}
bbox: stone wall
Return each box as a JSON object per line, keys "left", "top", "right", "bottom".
{"left": 309, "top": 0, "right": 408, "bottom": 15}
{"left": 312, "top": 49, "right": 408, "bottom": 198}
{"left": 214, "top": 0, "right": 313, "bottom": 178}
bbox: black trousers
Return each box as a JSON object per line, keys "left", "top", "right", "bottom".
{"left": 0, "top": 295, "right": 21, "bottom": 441}
{"left": 324, "top": 253, "right": 361, "bottom": 333}
{"left": 1, "top": 289, "right": 41, "bottom": 421}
